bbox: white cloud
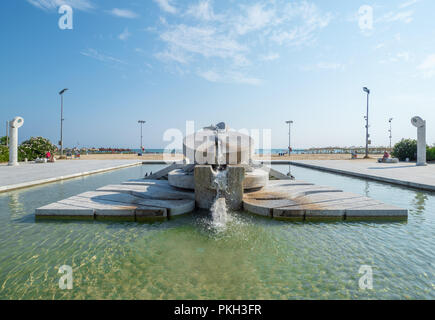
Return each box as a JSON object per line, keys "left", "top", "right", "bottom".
{"left": 198, "top": 70, "right": 261, "bottom": 85}
{"left": 80, "top": 48, "right": 126, "bottom": 64}
{"left": 399, "top": 0, "right": 419, "bottom": 9}
{"left": 379, "top": 52, "right": 411, "bottom": 64}
{"left": 109, "top": 8, "right": 139, "bottom": 19}
{"left": 158, "top": 24, "right": 247, "bottom": 62}
{"left": 27, "top": 0, "right": 93, "bottom": 11}
{"left": 316, "top": 62, "right": 343, "bottom": 70}
{"left": 186, "top": 0, "right": 220, "bottom": 21}
{"left": 154, "top": 0, "right": 177, "bottom": 14}
{"left": 260, "top": 53, "right": 280, "bottom": 61}
{"left": 381, "top": 10, "right": 414, "bottom": 24}
{"left": 374, "top": 43, "right": 386, "bottom": 50}
{"left": 155, "top": 1, "right": 332, "bottom": 85}
{"left": 397, "top": 52, "right": 410, "bottom": 61}
{"left": 198, "top": 70, "right": 221, "bottom": 82}
{"left": 118, "top": 28, "right": 131, "bottom": 41}
{"left": 418, "top": 54, "right": 435, "bottom": 78}
{"left": 270, "top": 2, "right": 332, "bottom": 45}
{"left": 234, "top": 3, "right": 276, "bottom": 35}
{"left": 155, "top": 49, "right": 189, "bottom": 64}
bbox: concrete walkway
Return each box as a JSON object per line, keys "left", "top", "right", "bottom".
{"left": 0, "top": 160, "right": 142, "bottom": 193}
{"left": 285, "top": 160, "right": 435, "bottom": 192}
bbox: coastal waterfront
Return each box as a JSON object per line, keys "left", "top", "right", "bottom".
{"left": 0, "top": 164, "right": 433, "bottom": 299}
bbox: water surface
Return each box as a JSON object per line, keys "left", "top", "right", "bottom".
{"left": 0, "top": 164, "right": 433, "bottom": 299}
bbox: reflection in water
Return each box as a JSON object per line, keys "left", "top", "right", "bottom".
{"left": 363, "top": 180, "right": 370, "bottom": 198}
{"left": 412, "top": 192, "right": 428, "bottom": 214}
{"left": 8, "top": 192, "right": 25, "bottom": 218}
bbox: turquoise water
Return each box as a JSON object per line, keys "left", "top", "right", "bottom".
{"left": 0, "top": 164, "right": 433, "bottom": 299}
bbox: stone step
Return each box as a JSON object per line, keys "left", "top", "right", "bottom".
{"left": 36, "top": 180, "right": 195, "bottom": 221}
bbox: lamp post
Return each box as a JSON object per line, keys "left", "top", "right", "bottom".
{"left": 388, "top": 118, "right": 393, "bottom": 150}
{"left": 285, "top": 120, "right": 294, "bottom": 178}
{"left": 5, "top": 121, "right": 9, "bottom": 147}
{"left": 59, "top": 88, "right": 68, "bottom": 156}
{"left": 138, "top": 120, "right": 146, "bottom": 153}
{"left": 363, "top": 87, "right": 370, "bottom": 159}
{"left": 285, "top": 120, "right": 293, "bottom": 155}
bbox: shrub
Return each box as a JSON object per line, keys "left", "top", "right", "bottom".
{"left": 392, "top": 139, "right": 417, "bottom": 161}
{"left": 18, "top": 137, "right": 57, "bottom": 161}
{"left": 427, "top": 146, "right": 435, "bottom": 162}
{"left": 0, "top": 136, "right": 7, "bottom": 146}
{"left": 0, "top": 145, "right": 8, "bottom": 163}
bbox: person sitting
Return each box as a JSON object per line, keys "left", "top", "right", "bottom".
{"left": 378, "top": 151, "right": 392, "bottom": 163}
{"left": 383, "top": 151, "right": 390, "bottom": 161}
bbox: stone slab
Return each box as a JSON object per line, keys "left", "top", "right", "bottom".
{"left": 35, "top": 180, "right": 194, "bottom": 221}
{"left": 243, "top": 180, "right": 408, "bottom": 221}
{"left": 0, "top": 160, "right": 142, "bottom": 193}
{"left": 145, "top": 163, "right": 184, "bottom": 180}
{"left": 283, "top": 160, "right": 435, "bottom": 192}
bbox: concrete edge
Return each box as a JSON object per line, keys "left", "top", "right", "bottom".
{"left": 261, "top": 161, "right": 435, "bottom": 193}
{"left": 0, "top": 162, "right": 143, "bottom": 194}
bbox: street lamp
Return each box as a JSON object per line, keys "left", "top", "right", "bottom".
{"left": 138, "top": 120, "right": 146, "bottom": 153}
{"left": 5, "top": 121, "right": 9, "bottom": 147}
{"left": 388, "top": 118, "right": 393, "bottom": 150}
{"left": 363, "top": 87, "right": 370, "bottom": 159}
{"left": 285, "top": 120, "right": 294, "bottom": 178}
{"left": 59, "top": 88, "right": 68, "bottom": 156}
{"left": 285, "top": 120, "right": 293, "bottom": 154}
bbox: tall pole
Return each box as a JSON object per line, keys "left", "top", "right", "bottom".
{"left": 363, "top": 87, "right": 370, "bottom": 159}
{"left": 286, "top": 120, "right": 293, "bottom": 155}
{"left": 5, "top": 121, "right": 8, "bottom": 147}
{"left": 285, "top": 120, "right": 293, "bottom": 178}
{"left": 138, "top": 120, "right": 146, "bottom": 152}
{"left": 389, "top": 118, "right": 393, "bottom": 150}
{"left": 59, "top": 88, "right": 68, "bottom": 157}
{"left": 61, "top": 93, "right": 63, "bottom": 156}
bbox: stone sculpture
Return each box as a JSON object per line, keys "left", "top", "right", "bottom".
{"left": 8, "top": 117, "right": 24, "bottom": 166}
{"left": 411, "top": 116, "right": 427, "bottom": 166}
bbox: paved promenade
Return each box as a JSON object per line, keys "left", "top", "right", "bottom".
{"left": 0, "top": 160, "right": 142, "bottom": 193}
{"left": 286, "top": 160, "right": 435, "bottom": 192}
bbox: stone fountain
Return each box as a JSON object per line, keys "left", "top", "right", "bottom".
{"left": 36, "top": 122, "right": 408, "bottom": 222}
{"left": 167, "top": 122, "right": 268, "bottom": 211}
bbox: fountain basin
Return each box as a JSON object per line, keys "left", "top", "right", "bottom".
{"left": 168, "top": 168, "right": 268, "bottom": 190}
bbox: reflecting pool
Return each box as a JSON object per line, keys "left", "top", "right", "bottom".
{"left": 0, "top": 164, "right": 433, "bottom": 299}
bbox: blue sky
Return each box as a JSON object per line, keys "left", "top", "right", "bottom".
{"left": 1, "top": 0, "right": 434, "bottom": 149}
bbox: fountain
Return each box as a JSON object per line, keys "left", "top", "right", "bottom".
{"left": 36, "top": 122, "right": 408, "bottom": 222}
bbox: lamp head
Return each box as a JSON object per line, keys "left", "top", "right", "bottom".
{"left": 59, "top": 88, "right": 68, "bottom": 95}
{"left": 363, "top": 87, "right": 370, "bottom": 94}
{"left": 286, "top": 121, "right": 293, "bottom": 124}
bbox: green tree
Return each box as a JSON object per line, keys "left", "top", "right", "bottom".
{"left": 392, "top": 139, "right": 418, "bottom": 161}
{"left": 427, "top": 146, "right": 435, "bottom": 162}
{"left": 0, "top": 136, "right": 7, "bottom": 146}
{"left": 0, "top": 145, "right": 8, "bottom": 162}
{"left": 18, "top": 137, "right": 57, "bottom": 161}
